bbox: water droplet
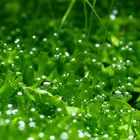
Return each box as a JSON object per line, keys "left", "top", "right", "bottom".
{"left": 78, "top": 113, "right": 82, "bottom": 117}
{"left": 126, "top": 60, "right": 132, "bottom": 66}
{"left": 38, "top": 132, "right": 44, "bottom": 138}
{"left": 18, "top": 120, "right": 26, "bottom": 131}
{"left": 0, "top": 118, "right": 5, "bottom": 126}
{"left": 103, "top": 134, "right": 109, "bottom": 138}
{"left": 78, "top": 39, "right": 82, "bottom": 43}
{"left": 7, "top": 104, "right": 13, "bottom": 108}
{"left": 84, "top": 50, "right": 87, "bottom": 54}
{"left": 16, "top": 44, "right": 20, "bottom": 48}
{"left": 15, "top": 55, "right": 20, "bottom": 59}
{"left": 57, "top": 108, "right": 62, "bottom": 112}
{"left": 124, "top": 91, "right": 130, "bottom": 96}
{"left": 41, "top": 81, "right": 51, "bottom": 86}
{"left": 43, "top": 38, "right": 48, "bottom": 42}
{"left": 106, "top": 43, "right": 111, "bottom": 48}
{"left": 132, "top": 120, "right": 137, "bottom": 123}
{"left": 49, "top": 135, "right": 55, "bottom": 140}
{"left": 127, "top": 82, "right": 133, "bottom": 88}
{"left": 32, "top": 35, "right": 36, "bottom": 39}
{"left": 5, "top": 119, "right": 10, "bottom": 124}
{"left": 92, "top": 58, "right": 96, "bottom": 62}
{"left": 6, "top": 109, "right": 13, "bottom": 115}
{"left": 53, "top": 32, "right": 58, "bottom": 37}
{"left": 114, "top": 90, "right": 122, "bottom": 95}
{"left": 86, "top": 114, "right": 93, "bottom": 118}
{"left": 73, "top": 119, "right": 77, "bottom": 123}
{"left": 119, "top": 109, "right": 124, "bottom": 112}
{"left": 78, "top": 130, "right": 84, "bottom": 138}
{"left": 110, "top": 14, "right": 116, "bottom": 20}
{"left": 29, "top": 121, "right": 36, "bottom": 128}
{"left": 14, "top": 38, "right": 20, "bottom": 44}
{"left": 112, "top": 9, "right": 118, "bottom": 15}
{"left": 105, "top": 110, "right": 110, "bottom": 113}
{"left": 12, "top": 109, "right": 18, "bottom": 115}
{"left": 30, "top": 51, "right": 34, "bottom": 55}
{"left": 128, "top": 135, "right": 134, "bottom": 140}
{"left": 65, "top": 52, "right": 70, "bottom": 57}
{"left": 36, "top": 77, "right": 41, "bottom": 81}
{"left": 8, "top": 48, "right": 12, "bottom": 51}
{"left": 27, "top": 137, "right": 35, "bottom": 140}
{"left": 42, "top": 75, "right": 47, "bottom": 79}
{"left": 95, "top": 43, "right": 100, "bottom": 48}
{"left": 71, "top": 58, "right": 76, "bottom": 62}
{"left": 40, "top": 114, "right": 45, "bottom": 119}
{"left": 17, "top": 91, "right": 23, "bottom": 96}
{"left": 60, "top": 132, "right": 69, "bottom": 140}
{"left": 71, "top": 112, "right": 76, "bottom": 116}
{"left": 128, "top": 15, "right": 133, "bottom": 19}
{"left": 30, "top": 108, "right": 36, "bottom": 112}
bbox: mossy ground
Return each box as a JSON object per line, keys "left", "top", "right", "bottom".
{"left": 0, "top": 0, "right": 140, "bottom": 140}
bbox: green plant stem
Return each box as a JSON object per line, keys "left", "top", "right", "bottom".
{"left": 60, "top": 0, "right": 76, "bottom": 28}
{"left": 87, "top": 0, "right": 96, "bottom": 40}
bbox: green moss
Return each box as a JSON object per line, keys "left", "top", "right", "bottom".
{"left": 0, "top": 0, "right": 140, "bottom": 139}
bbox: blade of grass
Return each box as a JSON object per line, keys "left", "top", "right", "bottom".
{"left": 60, "top": 0, "right": 76, "bottom": 28}
{"left": 85, "top": 0, "right": 112, "bottom": 43}
{"left": 85, "top": 0, "right": 102, "bottom": 22}
{"left": 83, "top": 0, "right": 88, "bottom": 35}
{"left": 87, "top": 0, "right": 96, "bottom": 40}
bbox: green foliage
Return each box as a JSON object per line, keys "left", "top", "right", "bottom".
{"left": 0, "top": 0, "right": 140, "bottom": 140}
